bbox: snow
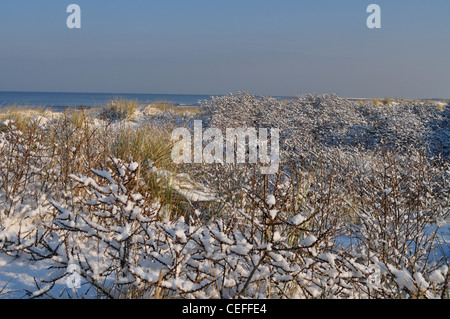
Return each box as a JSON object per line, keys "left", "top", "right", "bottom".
{"left": 49, "top": 200, "right": 72, "bottom": 219}
{"left": 0, "top": 254, "right": 84, "bottom": 299}
{"left": 131, "top": 193, "right": 143, "bottom": 202}
{"left": 413, "top": 272, "right": 429, "bottom": 291}
{"left": 273, "top": 231, "right": 281, "bottom": 242}
{"left": 129, "top": 162, "right": 139, "bottom": 172}
{"left": 174, "top": 229, "right": 187, "bottom": 243}
{"left": 428, "top": 269, "right": 446, "bottom": 285}
{"left": 269, "top": 209, "right": 278, "bottom": 219}
{"left": 266, "top": 194, "right": 276, "bottom": 206}
{"left": 92, "top": 169, "right": 114, "bottom": 183}
{"left": 157, "top": 170, "right": 217, "bottom": 202}
{"left": 318, "top": 253, "right": 337, "bottom": 267}
{"left": 30, "top": 115, "right": 51, "bottom": 128}
{"left": 2, "top": 119, "right": 13, "bottom": 126}
{"left": 300, "top": 235, "right": 317, "bottom": 247}
{"left": 1, "top": 204, "right": 448, "bottom": 299}
{"left": 290, "top": 214, "right": 306, "bottom": 226}
{"left": 229, "top": 241, "right": 253, "bottom": 256}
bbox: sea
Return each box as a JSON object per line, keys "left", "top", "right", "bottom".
{"left": 0, "top": 91, "right": 218, "bottom": 111}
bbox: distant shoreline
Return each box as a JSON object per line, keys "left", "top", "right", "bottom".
{"left": 0, "top": 91, "right": 217, "bottom": 110}
{"left": 0, "top": 91, "right": 448, "bottom": 112}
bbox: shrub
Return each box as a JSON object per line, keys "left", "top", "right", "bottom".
{"left": 0, "top": 95, "right": 448, "bottom": 299}
{"left": 100, "top": 98, "right": 138, "bottom": 121}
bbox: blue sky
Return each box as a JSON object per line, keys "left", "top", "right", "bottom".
{"left": 0, "top": 0, "right": 449, "bottom": 98}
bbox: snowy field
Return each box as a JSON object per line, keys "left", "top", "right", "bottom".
{"left": 0, "top": 94, "right": 448, "bottom": 299}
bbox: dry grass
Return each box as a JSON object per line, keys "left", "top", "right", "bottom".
{"left": 100, "top": 98, "right": 138, "bottom": 121}
{"left": 0, "top": 106, "right": 56, "bottom": 131}
{"left": 144, "top": 101, "right": 200, "bottom": 117}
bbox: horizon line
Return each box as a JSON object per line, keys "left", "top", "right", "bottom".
{"left": 0, "top": 90, "right": 448, "bottom": 101}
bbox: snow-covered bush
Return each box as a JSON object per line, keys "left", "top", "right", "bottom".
{"left": 11, "top": 156, "right": 446, "bottom": 299}
{"left": 201, "top": 92, "right": 449, "bottom": 164}
{"left": 0, "top": 96, "right": 448, "bottom": 299}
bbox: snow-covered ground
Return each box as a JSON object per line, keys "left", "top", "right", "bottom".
{"left": 1, "top": 219, "right": 447, "bottom": 299}
{"left": 0, "top": 255, "right": 68, "bottom": 298}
